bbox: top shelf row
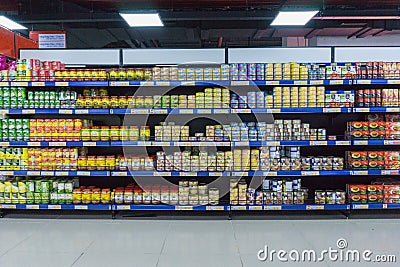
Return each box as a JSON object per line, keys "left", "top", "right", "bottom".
{"left": 2, "top": 79, "right": 400, "bottom": 87}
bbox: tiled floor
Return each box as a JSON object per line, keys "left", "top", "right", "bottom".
{"left": 0, "top": 217, "right": 399, "bottom": 267}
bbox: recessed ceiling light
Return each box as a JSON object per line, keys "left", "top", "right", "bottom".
{"left": 0, "top": 16, "right": 27, "bottom": 30}
{"left": 271, "top": 11, "right": 319, "bottom": 26}
{"left": 120, "top": 13, "right": 164, "bottom": 27}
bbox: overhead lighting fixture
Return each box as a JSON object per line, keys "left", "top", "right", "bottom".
{"left": 0, "top": 16, "right": 27, "bottom": 30}
{"left": 271, "top": 11, "right": 319, "bottom": 26}
{"left": 120, "top": 13, "right": 164, "bottom": 27}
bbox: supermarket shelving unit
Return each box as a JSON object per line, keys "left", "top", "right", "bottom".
{"left": 2, "top": 47, "right": 400, "bottom": 219}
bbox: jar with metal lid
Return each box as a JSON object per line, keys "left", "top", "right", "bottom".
{"left": 109, "top": 68, "right": 118, "bottom": 80}
{"left": 109, "top": 96, "right": 119, "bottom": 108}
{"left": 76, "top": 96, "right": 84, "bottom": 108}
{"left": 96, "top": 156, "right": 106, "bottom": 170}
{"left": 160, "top": 186, "right": 170, "bottom": 204}
{"left": 143, "top": 186, "right": 152, "bottom": 204}
{"left": 83, "top": 69, "right": 91, "bottom": 81}
{"left": 119, "top": 156, "right": 128, "bottom": 170}
{"left": 134, "top": 188, "right": 143, "bottom": 204}
{"left": 152, "top": 185, "right": 161, "bottom": 205}
{"left": 144, "top": 96, "right": 153, "bottom": 108}
{"left": 118, "top": 96, "right": 128, "bottom": 109}
{"left": 144, "top": 157, "right": 154, "bottom": 171}
{"left": 78, "top": 156, "right": 87, "bottom": 170}
{"left": 131, "top": 156, "right": 141, "bottom": 171}
{"left": 169, "top": 188, "right": 179, "bottom": 205}
{"left": 81, "top": 189, "right": 92, "bottom": 204}
{"left": 92, "top": 188, "right": 101, "bottom": 204}
{"left": 87, "top": 156, "right": 97, "bottom": 170}
{"left": 117, "top": 68, "right": 126, "bottom": 80}
{"left": 101, "top": 188, "right": 111, "bottom": 204}
{"left": 100, "top": 126, "right": 110, "bottom": 141}
{"left": 80, "top": 127, "right": 91, "bottom": 141}
{"left": 121, "top": 126, "right": 130, "bottom": 141}
{"left": 140, "top": 126, "right": 151, "bottom": 141}
{"left": 90, "top": 126, "right": 101, "bottom": 141}
{"left": 126, "top": 68, "right": 135, "bottom": 80}
{"left": 114, "top": 189, "right": 124, "bottom": 204}
{"left": 91, "top": 96, "right": 101, "bottom": 108}
{"left": 208, "top": 188, "right": 219, "bottom": 205}
{"left": 135, "top": 96, "right": 145, "bottom": 108}
{"left": 100, "top": 96, "right": 109, "bottom": 108}
{"left": 72, "top": 189, "right": 82, "bottom": 204}
{"left": 124, "top": 190, "right": 133, "bottom": 204}
{"left": 129, "top": 126, "right": 139, "bottom": 141}
{"left": 110, "top": 126, "right": 120, "bottom": 141}
{"left": 106, "top": 156, "right": 116, "bottom": 170}
{"left": 84, "top": 96, "right": 93, "bottom": 108}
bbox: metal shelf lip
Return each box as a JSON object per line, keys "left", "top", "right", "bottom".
{"left": 0, "top": 204, "right": 111, "bottom": 210}
{"left": 0, "top": 81, "right": 110, "bottom": 87}
{"left": 0, "top": 170, "right": 110, "bottom": 176}
{"left": 351, "top": 203, "right": 400, "bottom": 210}
{"left": 113, "top": 204, "right": 230, "bottom": 211}
{"left": 231, "top": 204, "right": 350, "bottom": 211}
{"left": 353, "top": 140, "right": 400, "bottom": 146}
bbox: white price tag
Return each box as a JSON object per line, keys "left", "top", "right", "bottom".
{"left": 175, "top": 206, "right": 193, "bottom": 210}
{"left": 32, "top": 82, "right": 45, "bottom": 87}
{"left": 249, "top": 206, "right": 263, "bottom": 211}
{"left": 213, "top": 109, "right": 229, "bottom": 114}
{"left": 75, "top": 109, "right": 89, "bottom": 114}
{"left": 156, "top": 81, "right": 170, "bottom": 86}
{"left": 56, "top": 172, "right": 69, "bottom": 176}
{"left": 388, "top": 80, "right": 400, "bottom": 84}
{"left": 0, "top": 82, "right": 9, "bottom": 86}
{"left": 302, "top": 171, "right": 320, "bottom": 176}
{"left": 41, "top": 171, "right": 54, "bottom": 176}
{"left": 238, "top": 109, "right": 251, "bottom": 113}
{"left": 183, "top": 172, "right": 197, "bottom": 176}
{"left": 353, "top": 204, "right": 369, "bottom": 209}
{"left": 117, "top": 205, "right": 131, "bottom": 210}
{"left": 329, "top": 80, "right": 344, "bottom": 85}
{"left": 382, "top": 170, "right": 399, "bottom": 175}
{"left": 77, "top": 171, "right": 91, "bottom": 176}
{"left": 131, "top": 109, "right": 148, "bottom": 114}
{"left": 336, "top": 141, "right": 350, "bottom": 145}
{"left": 386, "top": 108, "right": 400, "bottom": 112}
{"left": 1, "top": 171, "right": 14, "bottom": 176}
{"left": 140, "top": 81, "right": 155, "bottom": 86}
{"left": 323, "top": 108, "right": 341, "bottom": 113}
{"left": 0, "top": 142, "right": 10, "bottom": 146}
{"left": 157, "top": 172, "right": 171, "bottom": 176}
{"left": 265, "top": 81, "right": 280, "bottom": 85}
{"left": 267, "top": 172, "right": 277, "bottom": 176}
{"left": 116, "top": 81, "right": 129, "bottom": 86}
{"left": 48, "top": 205, "right": 61, "bottom": 210}
{"left": 197, "top": 109, "right": 211, "bottom": 114}
{"left": 357, "top": 80, "right": 371, "bottom": 85}
{"left": 232, "top": 172, "right": 247, "bottom": 176}
{"left": 74, "top": 205, "right": 88, "bottom": 210}
{"left": 231, "top": 206, "right": 247, "bottom": 211}
{"left": 55, "top": 82, "right": 69, "bottom": 86}
{"left": 22, "top": 109, "right": 35, "bottom": 114}
{"left": 12, "top": 82, "right": 28, "bottom": 86}
{"left": 49, "top": 142, "right": 66, "bottom": 147}
{"left": 264, "top": 206, "right": 282, "bottom": 210}
{"left": 206, "top": 206, "right": 225, "bottom": 211}
{"left": 182, "top": 81, "right": 195, "bottom": 86}
{"left": 83, "top": 142, "right": 97, "bottom": 147}
{"left": 2, "top": 204, "right": 16, "bottom": 209}
{"left": 179, "top": 109, "right": 193, "bottom": 114}
{"left": 59, "top": 110, "right": 73, "bottom": 114}
{"left": 294, "top": 80, "right": 308, "bottom": 85}
{"left": 27, "top": 171, "right": 41, "bottom": 176}
{"left": 112, "top": 172, "right": 128, "bottom": 176}
{"left": 266, "top": 141, "right": 280, "bottom": 146}
{"left": 354, "top": 140, "right": 368, "bottom": 145}
{"left": 355, "top": 108, "right": 370, "bottom": 113}
{"left": 310, "top": 141, "right": 328, "bottom": 146}
{"left": 209, "top": 172, "right": 222, "bottom": 176}
{"left": 352, "top": 171, "right": 368, "bottom": 176}
{"left": 27, "top": 142, "right": 41, "bottom": 146}
{"left": 26, "top": 205, "right": 40, "bottom": 210}
{"left": 383, "top": 204, "right": 388, "bottom": 209}
{"left": 309, "top": 80, "right": 324, "bottom": 85}
{"left": 235, "top": 142, "right": 249, "bottom": 146}
{"left": 231, "top": 81, "right": 250, "bottom": 86}
{"left": 306, "top": 205, "right": 325, "bottom": 210}
{"left": 153, "top": 109, "right": 168, "bottom": 114}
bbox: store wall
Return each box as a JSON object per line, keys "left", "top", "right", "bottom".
{"left": 309, "top": 35, "right": 400, "bottom": 46}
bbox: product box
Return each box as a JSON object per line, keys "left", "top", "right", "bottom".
{"left": 349, "top": 194, "right": 368, "bottom": 204}
{"left": 367, "top": 185, "right": 384, "bottom": 195}
{"left": 385, "top": 151, "right": 400, "bottom": 169}
{"left": 341, "top": 64, "right": 357, "bottom": 79}
{"left": 348, "top": 151, "right": 368, "bottom": 161}
{"left": 367, "top": 194, "right": 384, "bottom": 203}
{"left": 348, "top": 185, "right": 367, "bottom": 195}
{"left": 326, "top": 64, "right": 342, "bottom": 79}
{"left": 384, "top": 195, "right": 400, "bottom": 204}
{"left": 384, "top": 185, "right": 400, "bottom": 195}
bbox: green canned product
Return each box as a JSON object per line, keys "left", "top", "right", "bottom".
{"left": 38, "top": 91, "right": 45, "bottom": 100}
{"left": 23, "top": 129, "right": 30, "bottom": 140}
{"left": 0, "top": 98, "right": 3, "bottom": 108}
{"left": 27, "top": 91, "right": 34, "bottom": 100}
{"left": 58, "top": 182, "right": 65, "bottom": 194}
{"left": 41, "top": 181, "right": 50, "bottom": 193}
{"left": 39, "top": 100, "right": 45, "bottom": 108}
{"left": 2, "top": 88, "right": 10, "bottom": 98}
{"left": 26, "top": 181, "right": 35, "bottom": 193}
{"left": 65, "top": 193, "right": 72, "bottom": 204}
{"left": 34, "top": 192, "right": 41, "bottom": 204}
{"left": 2, "top": 98, "right": 10, "bottom": 108}
{"left": 2, "top": 130, "right": 8, "bottom": 141}
{"left": 50, "top": 192, "right": 58, "bottom": 204}
{"left": 26, "top": 192, "right": 34, "bottom": 204}
{"left": 0, "top": 88, "right": 3, "bottom": 98}
{"left": 64, "top": 181, "right": 73, "bottom": 193}
{"left": 153, "top": 95, "right": 162, "bottom": 108}
{"left": 2, "top": 118, "right": 8, "bottom": 129}
{"left": 8, "top": 129, "right": 16, "bottom": 141}
{"left": 10, "top": 99, "right": 17, "bottom": 108}
{"left": 57, "top": 193, "right": 65, "bottom": 204}
{"left": 15, "top": 119, "right": 22, "bottom": 130}
{"left": 17, "top": 101, "right": 23, "bottom": 109}
{"left": 35, "top": 180, "right": 42, "bottom": 193}
{"left": 51, "top": 180, "right": 58, "bottom": 192}
{"left": 17, "top": 87, "right": 26, "bottom": 99}
{"left": 22, "top": 119, "right": 30, "bottom": 129}
{"left": 41, "top": 193, "right": 49, "bottom": 204}
{"left": 44, "top": 91, "right": 50, "bottom": 100}
{"left": 16, "top": 129, "right": 23, "bottom": 141}
{"left": 161, "top": 95, "right": 170, "bottom": 108}
{"left": 49, "top": 91, "right": 56, "bottom": 100}
{"left": 10, "top": 87, "right": 17, "bottom": 98}
{"left": 170, "top": 95, "right": 179, "bottom": 108}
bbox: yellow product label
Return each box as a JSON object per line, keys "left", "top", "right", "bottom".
{"left": 18, "top": 182, "right": 26, "bottom": 193}
{"left": 101, "top": 98, "right": 109, "bottom": 108}
{"left": 81, "top": 129, "right": 91, "bottom": 141}
{"left": 0, "top": 181, "right": 4, "bottom": 192}
{"left": 76, "top": 99, "right": 85, "bottom": 108}
{"left": 84, "top": 98, "right": 93, "bottom": 108}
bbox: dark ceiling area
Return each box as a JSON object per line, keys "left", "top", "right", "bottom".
{"left": 1, "top": 0, "right": 400, "bottom": 48}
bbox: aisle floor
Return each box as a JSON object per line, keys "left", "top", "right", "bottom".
{"left": 0, "top": 216, "right": 399, "bottom": 267}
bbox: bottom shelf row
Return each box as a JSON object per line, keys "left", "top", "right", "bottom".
{"left": 1, "top": 203, "right": 400, "bottom": 211}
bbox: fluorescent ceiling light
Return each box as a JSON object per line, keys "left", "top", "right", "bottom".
{"left": 271, "top": 11, "right": 319, "bottom": 26}
{"left": 0, "top": 16, "right": 27, "bottom": 30}
{"left": 120, "top": 13, "right": 164, "bottom": 27}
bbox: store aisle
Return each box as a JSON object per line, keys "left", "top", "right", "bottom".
{"left": 0, "top": 218, "right": 399, "bottom": 267}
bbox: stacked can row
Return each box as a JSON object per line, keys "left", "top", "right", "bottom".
{"left": 346, "top": 151, "right": 400, "bottom": 170}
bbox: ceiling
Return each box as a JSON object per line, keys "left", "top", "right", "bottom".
{"left": 2, "top": 0, "right": 400, "bottom": 48}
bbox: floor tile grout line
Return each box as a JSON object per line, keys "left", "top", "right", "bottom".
{"left": 70, "top": 252, "right": 85, "bottom": 267}
{"left": 156, "top": 221, "right": 172, "bottom": 267}
{"left": 230, "top": 220, "right": 244, "bottom": 267}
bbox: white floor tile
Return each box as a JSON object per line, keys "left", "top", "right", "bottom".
{"left": 157, "top": 253, "right": 242, "bottom": 267}
{"left": 0, "top": 251, "right": 79, "bottom": 267}
{"left": 72, "top": 252, "right": 159, "bottom": 267}
{"left": 241, "top": 254, "right": 331, "bottom": 267}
